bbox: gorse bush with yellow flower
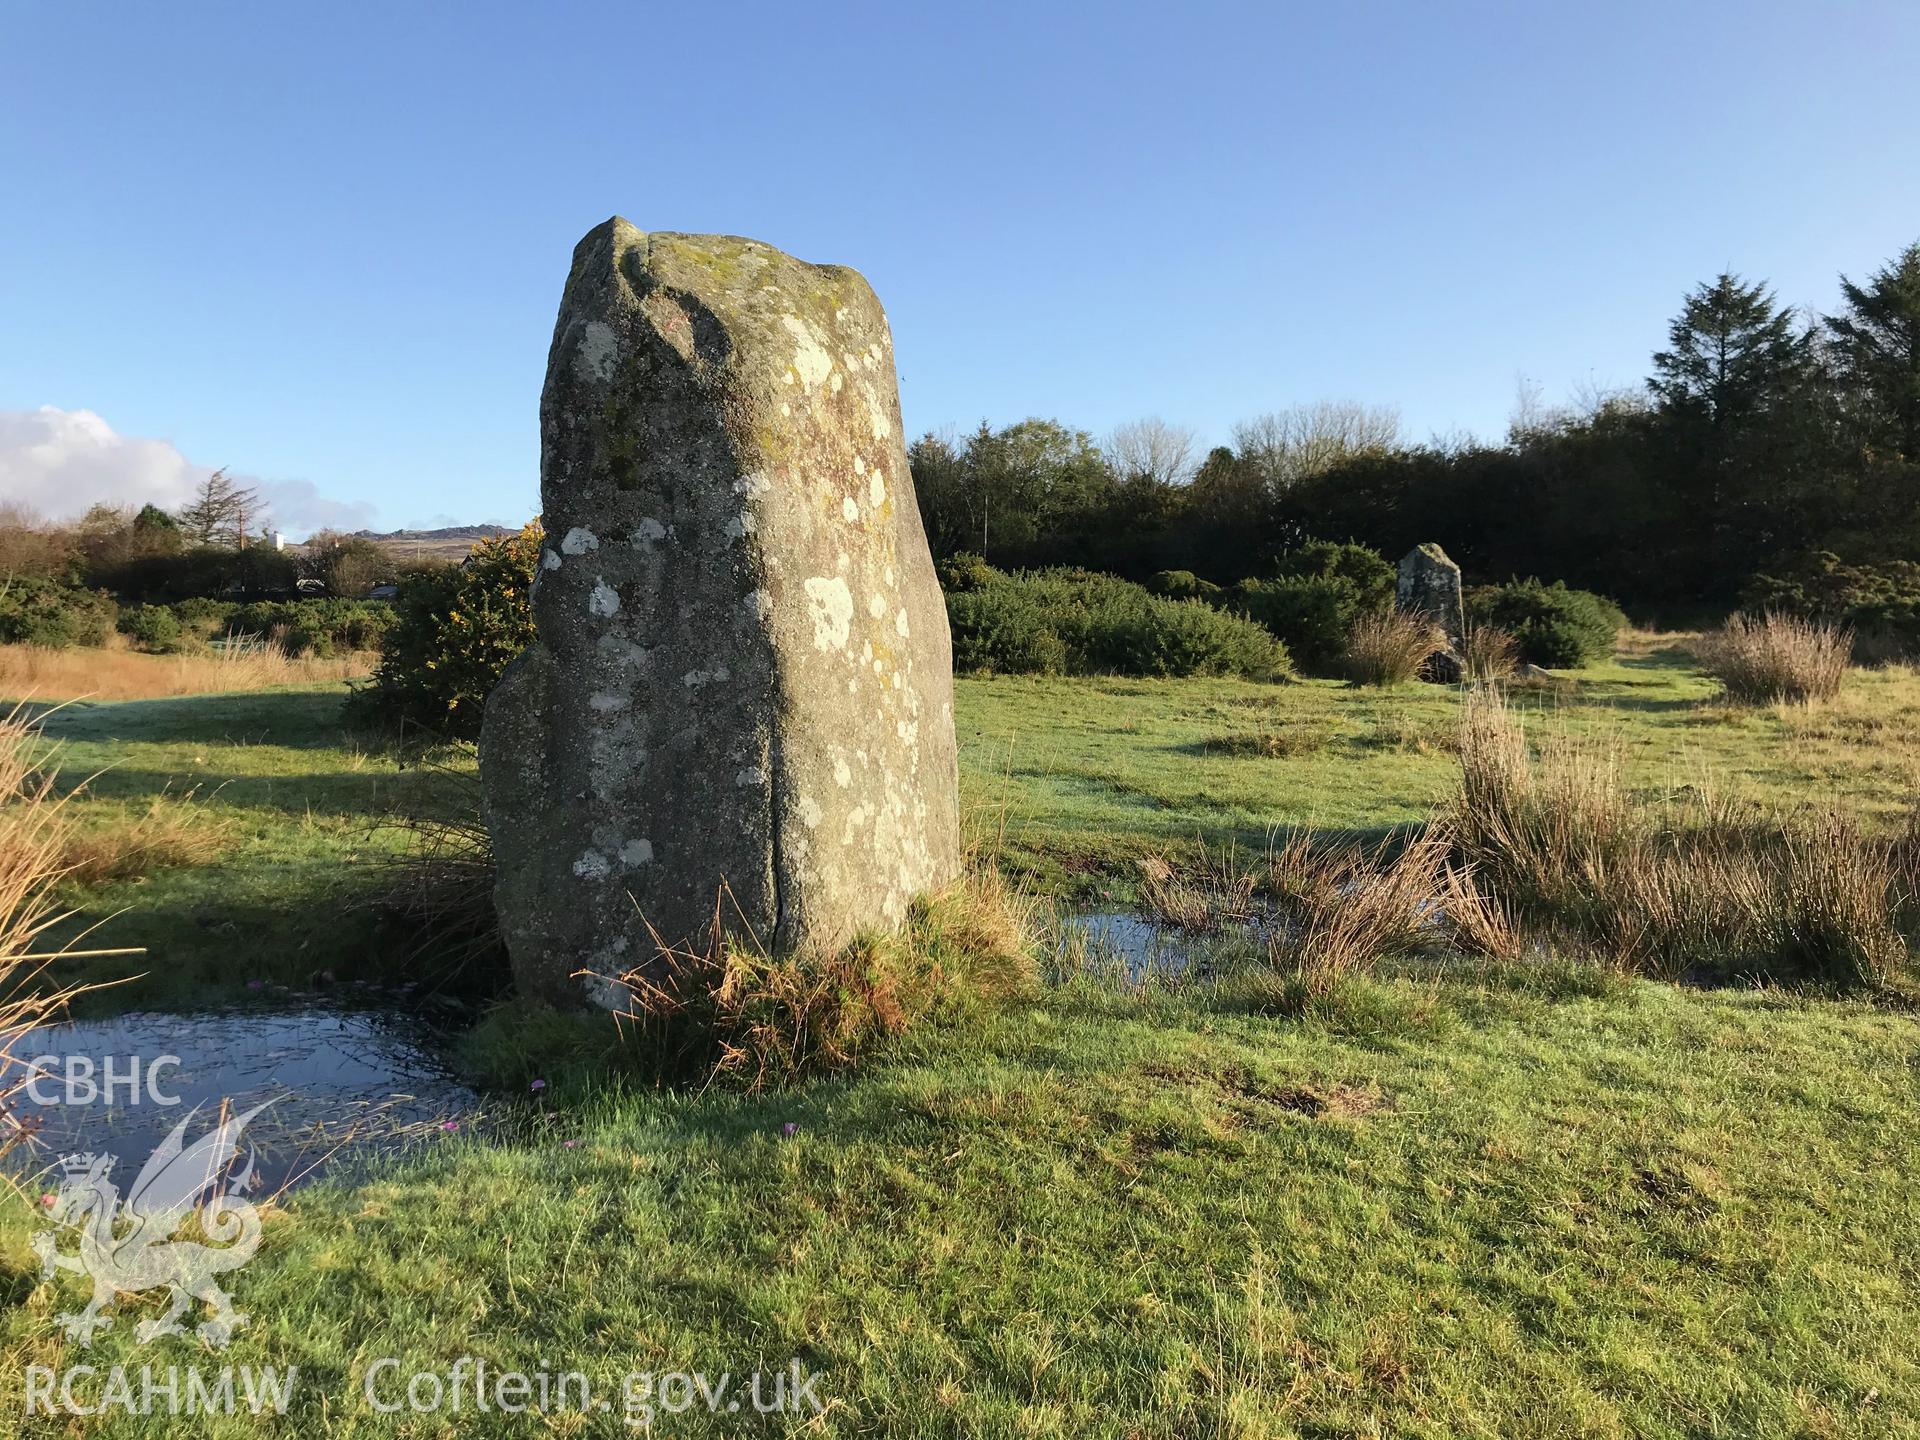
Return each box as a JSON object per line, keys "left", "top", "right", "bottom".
{"left": 356, "top": 523, "right": 540, "bottom": 741}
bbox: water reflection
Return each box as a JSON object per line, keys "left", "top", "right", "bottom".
{"left": 5, "top": 1007, "right": 479, "bottom": 1194}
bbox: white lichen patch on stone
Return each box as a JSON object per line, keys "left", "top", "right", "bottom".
{"left": 744, "top": 588, "right": 774, "bottom": 621}
{"left": 542, "top": 549, "right": 562, "bottom": 570}
{"left": 867, "top": 592, "right": 887, "bottom": 620}
{"left": 580, "top": 972, "right": 627, "bottom": 1011}
{"left": 860, "top": 379, "right": 893, "bottom": 440}
{"left": 780, "top": 315, "right": 835, "bottom": 390}
{"left": 619, "top": 838, "right": 654, "bottom": 866}
{"left": 561, "top": 527, "right": 599, "bottom": 555}
{"left": 589, "top": 691, "right": 628, "bottom": 713}
{"left": 633, "top": 517, "right": 668, "bottom": 545}
{"left": 588, "top": 579, "right": 621, "bottom": 617}
{"left": 833, "top": 754, "right": 852, "bottom": 787}
{"left": 575, "top": 321, "right": 620, "bottom": 383}
{"left": 572, "top": 849, "right": 612, "bottom": 881}
{"left": 596, "top": 634, "right": 652, "bottom": 667}
{"left": 735, "top": 767, "right": 767, "bottom": 788}
{"left": 841, "top": 495, "right": 860, "bottom": 522}
{"left": 803, "top": 576, "right": 853, "bottom": 651}
{"left": 895, "top": 608, "right": 910, "bottom": 638}
{"left": 797, "top": 795, "right": 823, "bottom": 829}
{"left": 869, "top": 473, "right": 886, "bottom": 508}
{"left": 682, "top": 666, "right": 730, "bottom": 687}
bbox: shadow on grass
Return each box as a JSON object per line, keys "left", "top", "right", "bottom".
{"left": 39, "top": 858, "right": 510, "bottom": 1016}
{"left": 40, "top": 690, "right": 360, "bottom": 750}
{"left": 56, "top": 767, "right": 440, "bottom": 819}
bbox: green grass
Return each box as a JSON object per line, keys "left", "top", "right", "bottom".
{"left": 961, "top": 637, "right": 1920, "bottom": 893}
{"left": 5, "top": 644, "right": 1920, "bottom": 1434}
{"left": 4, "top": 974, "right": 1916, "bottom": 1435}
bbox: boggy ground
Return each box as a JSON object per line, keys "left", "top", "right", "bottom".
{"left": 1, "top": 636, "right": 1918, "bottom": 1436}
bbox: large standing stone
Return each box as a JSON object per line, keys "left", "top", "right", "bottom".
{"left": 480, "top": 219, "right": 961, "bottom": 1009}
{"left": 1397, "top": 543, "right": 1465, "bottom": 647}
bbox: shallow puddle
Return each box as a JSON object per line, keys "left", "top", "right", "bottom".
{"left": 1062, "top": 911, "right": 1214, "bottom": 981}
{"left": 7, "top": 1007, "right": 480, "bottom": 1194}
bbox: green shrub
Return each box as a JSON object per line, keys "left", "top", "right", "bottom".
{"left": 1102, "top": 594, "right": 1282, "bottom": 677}
{"left": 946, "top": 569, "right": 1285, "bottom": 678}
{"left": 117, "top": 603, "right": 183, "bottom": 653}
{"left": 1233, "top": 576, "right": 1357, "bottom": 675}
{"left": 1276, "top": 540, "right": 1397, "bottom": 610}
{"left": 1229, "top": 540, "right": 1396, "bottom": 676}
{"left": 946, "top": 588, "right": 1069, "bottom": 674}
{"left": 170, "top": 596, "right": 238, "bottom": 631}
{"left": 226, "top": 598, "right": 395, "bottom": 656}
{"left": 1147, "top": 569, "right": 1224, "bottom": 601}
{"left": 1466, "top": 578, "right": 1624, "bottom": 668}
{"left": 1745, "top": 552, "right": 1920, "bottom": 659}
{"left": 936, "top": 551, "right": 1000, "bottom": 593}
{"left": 356, "top": 524, "right": 541, "bottom": 741}
{"left": 0, "top": 577, "right": 117, "bottom": 648}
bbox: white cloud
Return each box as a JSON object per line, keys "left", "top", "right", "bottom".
{"left": 0, "top": 406, "right": 375, "bottom": 538}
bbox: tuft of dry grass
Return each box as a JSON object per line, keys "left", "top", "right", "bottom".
{"left": 1275, "top": 829, "right": 1451, "bottom": 994}
{"left": 1693, "top": 612, "right": 1850, "bottom": 705}
{"left": 0, "top": 638, "right": 371, "bottom": 702}
{"left": 1451, "top": 689, "right": 1907, "bottom": 987}
{"left": 0, "top": 705, "right": 104, "bottom": 1166}
{"left": 55, "top": 793, "right": 227, "bottom": 886}
{"left": 1454, "top": 689, "right": 1640, "bottom": 929}
{"left": 0, "top": 704, "right": 72, "bottom": 966}
{"left": 1438, "top": 863, "right": 1529, "bottom": 963}
{"left": 1347, "top": 612, "right": 1443, "bottom": 687}
{"left": 1137, "top": 849, "right": 1255, "bottom": 932}
{"left": 605, "top": 868, "right": 1038, "bottom": 1090}
{"left": 1199, "top": 728, "right": 1329, "bottom": 759}
{"left": 1459, "top": 624, "right": 1519, "bottom": 683}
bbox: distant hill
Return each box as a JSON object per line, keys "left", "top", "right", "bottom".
{"left": 332, "top": 523, "right": 520, "bottom": 559}
{"left": 349, "top": 524, "right": 517, "bottom": 543}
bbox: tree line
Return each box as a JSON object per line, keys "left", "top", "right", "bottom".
{"left": 0, "top": 466, "right": 401, "bottom": 604}
{"left": 910, "top": 241, "right": 1920, "bottom": 614}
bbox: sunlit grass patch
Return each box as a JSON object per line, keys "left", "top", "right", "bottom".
{"left": 0, "top": 638, "right": 372, "bottom": 704}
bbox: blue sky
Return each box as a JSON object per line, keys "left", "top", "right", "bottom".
{"left": 3, "top": 1, "right": 1916, "bottom": 534}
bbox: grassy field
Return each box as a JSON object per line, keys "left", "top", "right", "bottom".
{"left": 3, "top": 638, "right": 1920, "bottom": 1435}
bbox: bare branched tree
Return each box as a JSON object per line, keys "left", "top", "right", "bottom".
{"left": 1231, "top": 401, "right": 1400, "bottom": 490}
{"left": 1105, "top": 416, "right": 1198, "bottom": 487}
{"left": 1511, "top": 375, "right": 1649, "bottom": 442}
